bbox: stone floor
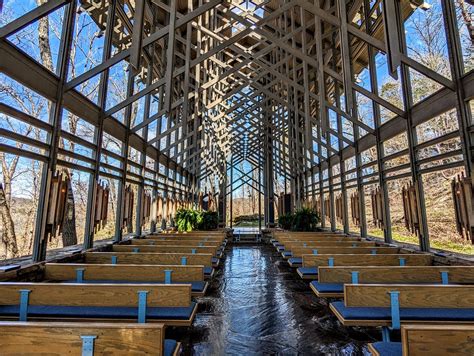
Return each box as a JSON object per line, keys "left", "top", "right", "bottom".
{"left": 169, "top": 244, "right": 378, "bottom": 355}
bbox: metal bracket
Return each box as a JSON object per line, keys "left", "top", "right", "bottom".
{"left": 181, "top": 256, "right": 187, "bottom": 265}
{"left": 76, "top": 268, "right": 85, "bottom": 283}
{"left": 137, "top": 290, "right": 149, "bottom": 323}
{"left": 111, "top": 255, "right": 117, "bottom": 265}
{"left": 389, "top": 291, "right": 400, "bottom": 330}
{"left": 19, "top": 289, "right": 31, "bottom": 321}
{"left": 81, "top": 335, "right": 97, "bottom": 356}
{"left": 440, "top": 271, "right": 449, "bottom": 285}
{"left": 328, "top": 257, "right": 334, "bottom": 267}
{"left": 312, "top": 249, "right": 318, "bottom": 255}
{"left": 371, "top": 249, "right": 377, "bottom": 255}
{"left": 398, "top": 257, "right": 406, "bottom": 266}
{"left": 132, "top": 247, "right": 140, "bottom": 253}
{"left": 191, "top": 249, "right": 196, "bottom": 254}
{"left": 351, "top": 271, "right": 359, "bottom": 284}
{"left": 381, "top": 327, "right": 391, "bottom": 342}
{"left": 165, "top": 270, "right": 173, "bottom": 284}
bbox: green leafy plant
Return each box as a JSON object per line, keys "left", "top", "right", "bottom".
{"left": 175, "top": 209, "right": 218, "bottom": 231}
{"left": 278, "top": 213, "right": 294, "bottom": 230}
{"left": 292, "top": 208, "right": 320, "bottom": 231}
{"left": 175, "top": 208, "right": 202, "bottom": 232}
{"left": 197, "top": 211, "right": 219, "bottom": 230}
{"left": 278, "top": 208, "right": 320, "bottom": 231}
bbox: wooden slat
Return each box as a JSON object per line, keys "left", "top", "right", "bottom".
{"left": 285, "top": 241, "right": 376, "bottom": 250}
{"left": 302, "top": 254, "right": 432, "bottom": 267}
{"left": 131, "top": 239, "right": 221, "bottom": 246}
{"left": 113, "top": 245, "right": 218, "bottom": 255}
{"left": 84, "top": 252, "right": 213, "bottom": 266}
{"left": 319, "top": 266, "right": 474, "bottom": 284}
{"left": 0, "top": 283, "right": 191, "bottom": 307}
{"left": 45, "top": 263, "right": 204, "bottom": 282}
{"left": 0, "top": 322, "right": 167, "bottom": 356}
{"left": 290, "top": 247, "right": 398, "bottom": 257}
{"left": 277, "top": 236, "right": 360, "bottom": 242}
{"left": 284, "top": 241, "right": 377, "bottom": 248}
{"left": 402, "top": 324, "right": 474, "bottom": 355}
{"left": 345, "top": 284, "right": 474, "bottom": 308}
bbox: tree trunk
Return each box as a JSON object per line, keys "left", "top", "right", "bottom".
{"left": 36, "top": 0, "right": 53, "bottom": 71}
{"left": 0, "top": 184, "right": 19, "bottom": 259}
{"left": 36, "top": 0, "right": 78, "bottom": 245}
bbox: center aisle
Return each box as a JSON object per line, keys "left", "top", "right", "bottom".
{"left": 170, "top": 244, "right": 376, "bottom": 355}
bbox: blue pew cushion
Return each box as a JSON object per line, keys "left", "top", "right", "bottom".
{"left": 282, "top": 251, "right": 292, "bottom": 257}
{"left": 189, "top": 281, "right": 206, "bottom": 292}
{"left": 204, "top": 266, "right": 213, "bottom": 276}
{"left": 297, "top": 267, "right": 318, "bottom": 276}
{"left": 164, "top": 339, "right": 178, "bottom": 356}
{"left": 212, "top": 257, "right": 219, "bottom": 264}
{"left": 331, "top": 301, "right": 474, "bottom": 322}
{"left": 370, "top": 342, "right": 402, "bottom": 356}
{"left": 288, "top": 257, "right": 302, "bottom": 265}
{"left": 0, "top": 302, "right": 197, "bottom": 320}
{"left": 277, "top": 246, "right": 285, "bottom": 252}
{"left": 310, "top": 281, "right": 343, "bottom": 294}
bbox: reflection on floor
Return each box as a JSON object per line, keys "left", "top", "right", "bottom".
{"left": 169, "top": 245, "right": 377, "bottom": 355}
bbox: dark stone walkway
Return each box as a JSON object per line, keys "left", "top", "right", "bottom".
{"left": 169, "top": 244, "right": 377, "bottom": 355}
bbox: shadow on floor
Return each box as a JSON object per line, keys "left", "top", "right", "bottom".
{"left": 168, "top": 244, "right": 379, "bottom": 355}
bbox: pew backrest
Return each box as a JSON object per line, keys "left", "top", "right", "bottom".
{"left": 277, "top": 236, "right": 358, "bottom": 242}
{"left": 401, "top": 324, "right": 474, "bottom": 355}
{"left": 344, "top": 284, "right": 474, "bottom": 308}
{"left": 285, "top": 241, "right": 377, "bottom": 248}
{"left": 302, "top": 254, "right": 432, "bottom": 267}
{"left": 45, "top": 263, "right": 204, "bottom": 282}
{"left": 131, "top": 239, "right": 221, "bottom": 246}
{"left": 319, "top": 266, "right": 474, "bottom": 284}
{"left": 0, "top": 282, "right": 192, "bottom": 307}
{"left": 113, "top": 245, "right": 218, "bottom": 255}
{"left": 84, "top": 252, "right": 213, "bottom": 266}
{"left": 290, "top": 247, "right": 399, "bottom": 256}
{"left": 0, "top": 321, "right": 169, "bottom": 356}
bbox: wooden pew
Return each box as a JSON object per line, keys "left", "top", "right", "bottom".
{"left": 44, "top": 263, "right": 209, "bottom": 296}
{"left": 273, "top": 232, "right": 345, "bottom": 237}
{"left": 279, "top": 241, "right": 378, "bottom": 258}
{"left": 284, "top": 241, "right": 377, "bottom": 248}
{"left": 146, "top": 235, "right": 224, "bottom": 241}
{"left": 368, "top": 324, "right": 474, "bottom": 356}
{"left": 314, "top": 266, "right": 474, "bottom": 298}
{"left": 283, "top": 247, "right": 399, "bottom": 260}
{"left": 84, "top": 252, "right": 216, "bottom": 277}
{"left": 131, "top": 239, "right": 222, "bottom": 246}
{"left": 330, "top": 284, "right": 474, "bottom": 328}
{"left": 274, "top": 235, "right": 360, "bottom": 247}
{"left": 149, "top": 232, "right": 225, "bottom": 239}
{"left": 297, "top": 254, "right": 432, "bottom": 279}
{"left": 273, "top": 232, "right": 346, "bottom": 240}
{"left": 113, "top": 245, "right": 221, "bottom": 257}
{"left": 275, "top": 236, "right": 357, "bottom": 243}
{"left": 0, "top": 321, "right": 181, "bottom": 356}
{"left": 0, "top": 283, "right": 197, "bottom": 326}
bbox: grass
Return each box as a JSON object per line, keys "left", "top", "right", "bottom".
{"left": 368, "top": 227, "right": 474, "bottom": 255}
